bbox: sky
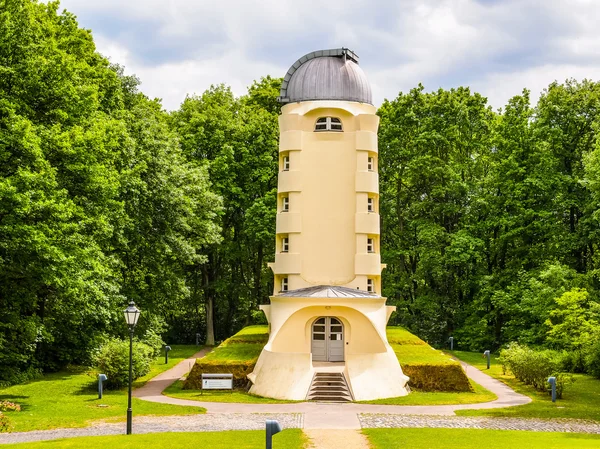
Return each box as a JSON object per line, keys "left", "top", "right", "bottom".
{"left": 53, "top": 0, "right": 600, "bottom": 111}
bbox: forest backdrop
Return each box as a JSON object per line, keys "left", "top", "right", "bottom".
{"left": 1, "top": 0, "right": 600, "bottom": 383}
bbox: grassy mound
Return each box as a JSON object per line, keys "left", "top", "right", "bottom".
{"left": 184, "top": 325, "right": 268, "bottom": 389}
{"left": 387, "top": 327, "right": 472, "bottom": 392}
{"left": 185, "top": 325, "right": 471, "bottom": 393}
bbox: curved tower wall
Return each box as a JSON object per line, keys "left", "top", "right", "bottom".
{"left": 269, "top": 101, "right": 383, "bottom": 294}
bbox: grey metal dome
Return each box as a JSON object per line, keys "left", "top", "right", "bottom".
{"left": 278, "top": 48, "right": 372, "bottom": 105}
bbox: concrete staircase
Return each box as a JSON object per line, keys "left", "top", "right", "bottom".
{"left": 306, "top": 372, "right": 353, "bottom": 402}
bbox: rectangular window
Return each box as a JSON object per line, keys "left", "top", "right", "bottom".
{"left": 367, "top": 238, "right": 374, "bottom": 253}
{"left": 367, "top": 279, "right": 374, "bottom": 293}
{"left": 283, "top": 155, "right": 290, "bottom": 171}
{"left": 367, "top": 197, "right": 374, "bottom": 212}
{"left": 282, "top": 196, "right": 289, "bottom": 212}
{"left": 281, "top": 277, "right": 288, "bottom": 292}
{"left": 282, "top": 237, "right": 289, "bottom": 252}
{"left": 367, "top": 157, "right": 374, "bottom": 171}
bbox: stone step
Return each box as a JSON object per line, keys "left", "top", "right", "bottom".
{"left": 306, "top": 372, "right": 353, "bottom": 402}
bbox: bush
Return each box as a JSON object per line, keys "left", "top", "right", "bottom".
{"left": 558, "top": 349, "right": 587, "bottom": 373}
{"left": 0, "top": 401, "right": 20, "bottom": 412}
{"left": 142, "top": 328, "right": 165, "bottom": 358}
{"left": 0, "top": 413, "right": 11, "bottom": 433}
{"left": 499, "top": 342, "right": 573, "bottom": 398}
{"left": 585, "top": 339, "right": 600, "bottom": 378}
{"left": 93, "top": 338, "right": 154, "bottom": 388}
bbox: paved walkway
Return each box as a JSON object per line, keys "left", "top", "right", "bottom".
{"left": 5, "top": 351, "right": 600, "bottom": 446}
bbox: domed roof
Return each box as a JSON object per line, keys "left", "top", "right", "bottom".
{"left": 278, "top": 48, "right": 373, "bottom": 105}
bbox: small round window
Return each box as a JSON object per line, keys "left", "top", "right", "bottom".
{"left": 315, "top": 117, "right": 343, "bottom": 132}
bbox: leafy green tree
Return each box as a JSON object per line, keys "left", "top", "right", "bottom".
{"left": 545, "top": 288, "right": 600, "bottom": 350}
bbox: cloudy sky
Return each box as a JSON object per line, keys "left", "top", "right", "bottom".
{"left": 54, "top": 0, "right": 600, "bottom": 111}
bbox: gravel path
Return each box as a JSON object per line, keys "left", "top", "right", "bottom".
{"left": 0, "top": 413, "right": 303, "bottom": 445}
{"left": 359, "top": 414, "right": 600, "bottom": 434}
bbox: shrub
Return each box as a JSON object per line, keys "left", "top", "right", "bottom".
{"left": 93, "top": 338, "right": 154, "bottom": 388}
{"left": 0, "top": 413, "right": 11, "bottom": 433}
{"left": 0, "top": 401, "right": 20, "bottom": 412}
{"left": 558, "top": 349, "right": 587, "bottom": 373}
{"left": 499, "top": 342, "right": 573, "bottom": 398}
{"left": 142, "top": 328, "right": 165, "bottom": 357}
{"left": 585, "top": 339, "right": 600, "bottom": 378}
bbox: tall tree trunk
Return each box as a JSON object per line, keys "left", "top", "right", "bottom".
{"left": 203, "top": 255, "right": 216, "bottom": 346}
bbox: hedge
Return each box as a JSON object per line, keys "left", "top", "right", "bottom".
{"left": 402, "top": 363, "right": 473, "bottom": 392}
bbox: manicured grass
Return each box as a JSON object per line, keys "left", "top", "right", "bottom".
{"left": 134, "top": 345, "right": 203, "bottom": 387}
{"left": 393, "top": 344, "right": 457, "bottom": 365}
{"left": 451, "top": 350, "right": 600, "bottom": 421}
{"left": 386, "top": 326, "right": 428, "bottom": 345}
{"left": 0, "top": 367, "right": 205, "bottom": 432}
{"left": 387, "top": 326, "right": 460, "bottom": 365}
{"left": 0, "top": 430, "right": 307, "bottom": 448}
{"left": 202, "top": 326, "right": 268, "bottom": 363}
{"left": 360, "top": 379, "right": 496, "bottom": 405}
{"left": 164, "top": 380, "right": 297, "bottom": 404}
{"left": 364, "top": 428, "right": 600, "bottom": 449}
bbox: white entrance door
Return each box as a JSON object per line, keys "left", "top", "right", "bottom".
{"left": 311, "top": 317, "right": 344, "bottom": 362}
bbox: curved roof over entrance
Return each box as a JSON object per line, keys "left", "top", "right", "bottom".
{"left": 278, "top": 48, "right": 373, "bottom": 105}
{"left": 276, "top": 285, "right": 380, "bottom": 298}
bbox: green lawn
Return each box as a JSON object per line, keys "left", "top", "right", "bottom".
{"left": 164, "top": 380, "right": 297, "bottom": 404}
{"left": 0, "top": 430, "right": 307, "bottom": 448}
{"left": 364, "top": 428, "right": 600, "bottom": 449}
{"left": 451, "top": 350, "right": 600, "bottom": 421}
{"left": 0, "top": 353, "right": 206, "bottom": 432}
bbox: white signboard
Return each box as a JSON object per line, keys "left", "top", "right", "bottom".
{"left": 202, "top": 378, "right": 233, "bottom": 390}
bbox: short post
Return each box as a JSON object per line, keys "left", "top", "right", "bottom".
{"left": 196, "top": 333, "right": 201, "bottom": 346}
{"left": 548, "top": 376, "right": 557, "bottom": 402}
{"left": 164, "top": 345, "right": 172, "bottom": 364}
{"left": 448, "top": 336, "right": 454, "bottom": 351}
{"left": 484, "top": 350, "right": 490, "bottom": 369}
{"left": 98, "top": 374, "right": 108, "bottom": 399}
{"left": 266, "top": 419, "right": 282, "bottom": 449}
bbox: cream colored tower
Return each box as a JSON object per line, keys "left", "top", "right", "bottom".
{"left": 249, "top": 49, "right": 409, "bottom": 401}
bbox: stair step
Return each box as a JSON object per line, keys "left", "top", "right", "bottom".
{"left": 306, "top": 372, "right": 353, "bottom": 402}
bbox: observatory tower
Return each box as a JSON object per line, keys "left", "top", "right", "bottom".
{"left": 248, "top": 49, "right": 409, "bottom": 401}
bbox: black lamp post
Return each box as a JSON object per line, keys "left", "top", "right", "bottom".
{"left": 123, "top": 300, "right": 140, "bottom": 435}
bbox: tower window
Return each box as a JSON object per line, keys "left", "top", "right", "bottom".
{"left": 282, "top": 196, "right": 289, "bottom": 212}
{"left": 282, "top": 237, "right": 289, "bottom": 252}
{"left": 367, "top": 197, "right": 374, "bottom": 212}
{"left": 283, "top": 155, "right": 290, "bottom": 171}
{"left": 367, "top": 156, "right": 374, "bottom": 171}
{"left": 281, "top": 277, "right": 289, "bottom": 292}
{"left": 367, "top": 238, "right": 374, "bottom": 253}
{"left": 367, "top": 279, "right": 374, "bottom": 293}
{"left": 315, "top": 117, "right": 343, "bottom": 132}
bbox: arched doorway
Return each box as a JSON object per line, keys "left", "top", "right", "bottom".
{"left": 311, "top": 317, "right": 344, "bottom": 362}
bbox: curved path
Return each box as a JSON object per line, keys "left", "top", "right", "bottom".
{"left": 135, "top": 351, "right": 531, "bottom": 429}
{"left": 7, "top": 352, "right": 600, "bottom": 446}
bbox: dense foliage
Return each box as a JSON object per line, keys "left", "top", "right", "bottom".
{"left": 0, "top": 0, "right": 221, "bottom": 383}
{"left": 93, "top": 338, "right": 154, "bottom": 388}
{"left": 379, "top": 84, "right": 600, "bottom": 352}
{"left": 499, "top": 343, "right": 573, "bottom": 398}
{"left": 1, "top": 0, "right": 600, "bottom": 383}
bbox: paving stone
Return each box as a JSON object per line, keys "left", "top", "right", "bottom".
{"left": 358, "top": 414, "right": 600, "bottom": 434}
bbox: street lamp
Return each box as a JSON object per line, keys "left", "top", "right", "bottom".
{"left": 123, "top": 300, "right": 140, "bottom": 435}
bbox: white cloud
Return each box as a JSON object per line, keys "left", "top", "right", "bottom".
{"left": 53, "top": 0, "right": 600, "bottom": 110}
